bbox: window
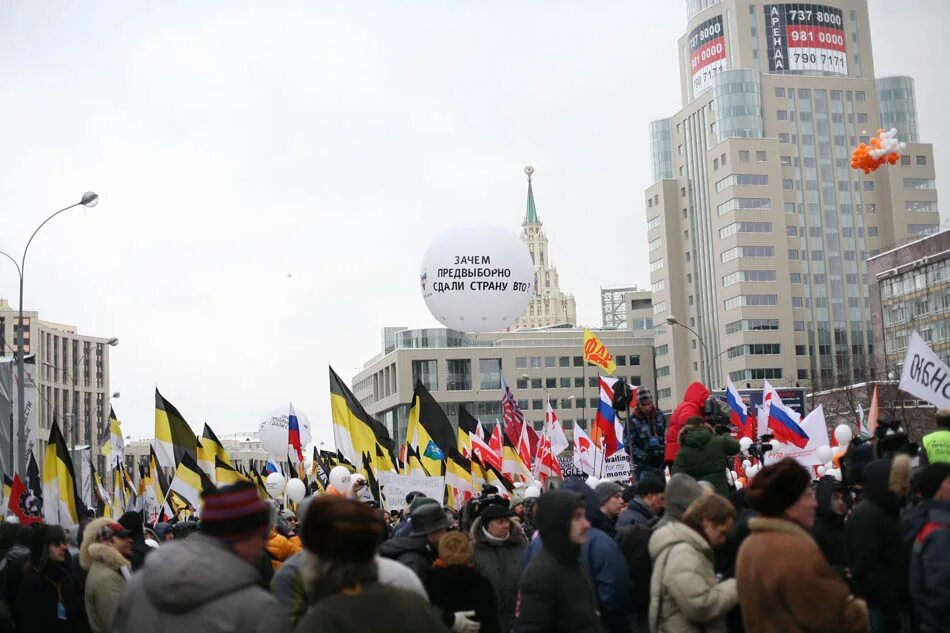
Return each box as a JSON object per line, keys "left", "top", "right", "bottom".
{"left": 544, "top": 356, "right": 555, "bottom": 368}
{"left": 724, "top": 294, "right": 778, "bottom": 310}
{"left": 728, "top": 343, "right": 781, "bottom": 358}
{"left": 776, "top": 110, "right": 787, "bottom": 120}
{"left": 650, "top": 259, "right": 664, "bottom": 272}
{"left": 856, "top": 90, "right": 865, "bottom": 101}
{"left": 863, "top": 181, "right": 874, "bottom": 192}
{"left": 721, "top": 246, "right": 774, "bottom": 262}
{"left": 908, "top": 224, "right": 938, "bottom": 236}
{"left": 657, "top": 388, "right": 672, "bottom": 400}
{"left": 559, "top": 377, "right": 571, "bottom": 388}
{"left": 656, "top": 366, "right": 670, "bottom": 378}
{"left": 725, "top": 319, "right": 779, "bottom": 334}
{"left": 783, "top": 179, "right": 793, "bottom": 190}
{"left": 515, "top": 356, "right": 527, "bottom": 369}
{"left": 648, "top": 237, "right": 662, "bottom": 252}
{"left": 653, "top": 301, "right": 667, "bottom": 315}
{"left": 867, "top": 226, "right": 878, "bottom": 237}
{"left": 792, "top": 297, "right": 803, "bottom": 307}
{"left": 560, "top": 398, "right": 573, "bottom": 409}
{"left": 719, "top": 221, "right": 773, "bottom": 239}
{"left": 756, "top": 150, "right": 767, "bottom": 162}
{"left": 906, "top": 201, "right": 938, "bottom": 213}
{"left": 545, "top": 378, "right": 556, "bottom": 389}
{"left": 778, "top": 133, "right": 789, "bottom": 143}
{"left": 588, "top": 377, "right": 598, "bottom": 388}
{"left": 479, "top": 358, "right": 502, "bottom": 389}
{"left": 799, "top": 88, "right": 810, "bottom": 98}
{"left": 729, "top": 368, "right": 783, "bottom": 381}
{"left": 655, "top": 344, "right": 669, "bottom": 357}
{"left": 573, "top": 356, "right": 583, "bottom": 367}
{"left": 784, "top": 203, "right": 796, "bottom": 214}
{"left": 532, "top": 400, "right": 543, "bottom": 411}
{"left": 558, "top": 356, "right": 570, "bottom": 368}
{"left": 530, "top": 356, "right": 542, "bottom": 368}
{"left": 713, "top": 158, "right": 719, "bottom": 170}
{"left": 917, "top": 155, "right": 928, "bottom": 166}
{"left": 647, "top": 216, "right": 661, "bottom": 230}
{"left": 790, "top": 272, "right": 801, "bottom": 283}
{"left": 721, "top": 153, "right": 727, "bottom": 166}
{"left": 446, "top": 359, "right": 471, "bottom": 391}
{"left": 629, "top": 355, "right": 640, "bottom": 366}
{"left": 796, "top": 345, "right": 806, "bottom": 355}
{"left": 775, "top": 87, "right": 785, "bottom": 97}
{"left": 857, "top": 113, "right": 868, "bottom": 124}
{"left": 412, "top": 360, "right": 438, "bottom": 391}
{"left": 786, "top": 226, "right": 797, "bottom": 236}
{"left": 531, "top": 378, "right": 542, "bottom": 389}
{"left": 723, "top": 270, "right": 777, "bottom": 286}
{"left": 681, "top": 187, "right": 687, "bottom": 197}
{"left": 717, "top": 197, "right": 770, "bottom": 215}
{"left": 781, "top": 155, "right": 791, "bottom": 166}
{"left": 574, "top": 377, "right": 584, "bottom": 388}
{"left": 517, "top": 399, "right": 529, "bottom": 411}
{"left": 904, "top": 178, "right": 936, "bottom": 190}
{"left": 901, "top": 155, "right": 911, "bottom": 166}
{"left": 652, "top": 279, "right": 666, "bottom": 292}
{"left": 788, "top": 249, "right": 800, "bottom": 260}
{"left": 739, "top": 150, "right": 750, "bottom": 162}
{"left": 517, "top": 377, "right": 528, "bottom": 389}
{"left": 716, "top": 174, "right": 768, "bottom": 192}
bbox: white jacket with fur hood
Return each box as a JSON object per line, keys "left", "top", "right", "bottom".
{"left": 80, "top": 517, "right": 132, "bottom": 633}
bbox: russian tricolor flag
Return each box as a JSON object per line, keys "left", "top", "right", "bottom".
{"left": 288, "top": 402, "right": 305, "bottom": 464}
{"left": 592, "top": 377, "right": 622, "bottom": 456}
{"left": 768, "top": 399, "right": 810, "bottom": 449}
{"left": 726, "top": 378, "right": 756, "bottom": 440}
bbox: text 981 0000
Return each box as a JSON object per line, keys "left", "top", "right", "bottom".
{"left": 688, "top": 13, "right": 727, "bottom": 97}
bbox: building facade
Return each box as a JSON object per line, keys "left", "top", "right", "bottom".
{"left": 647, "top": 0, "right": 940, "bottom": 412}
{"left": 0, "top": 299, "right": 115, "bottom": 464}
{"left": 353, "top": 327, "right": 655, "bottom": 446}
{"left": 513, "top": 167, "right": 578, "bottom": 330}
{"left": 623, "top": 290, "right": 655, "bottom": 335}
{"left": 601, "top": 285, "right": 640, "bottom": 329}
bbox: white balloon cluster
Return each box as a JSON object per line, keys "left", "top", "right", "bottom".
{"left": 869, "top": 128, "right": 906, "bottom": 160}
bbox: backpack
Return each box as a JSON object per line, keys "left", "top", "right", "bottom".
{"left": 615, "top": 520, "right": 656, "bottom": 613}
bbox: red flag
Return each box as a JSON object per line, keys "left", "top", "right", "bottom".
{"left": 534, "top": 434, "right": 562, "bottom": 485}
{"left": 472, "top": 428, "right": 502, "bottom": 472}
{"left": 8, "top": 474, "right": 43, "bottom": 525}
{"left": 486, "top": 424, "right": 504, "bottom": 470}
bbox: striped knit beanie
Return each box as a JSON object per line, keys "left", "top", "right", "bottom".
{"left": 199, "top": 481, "right": 270, "bottom": 542}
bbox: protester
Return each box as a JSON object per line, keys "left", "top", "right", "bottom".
{"left": 846, "top": 454, "right": 912, "bottom": 631}
{"left": 116, "top": 512, "right": 150, "bottom": 571}
{"left": 665, "top": 381, "right": 710, "bottom": 465}
{"left": 521, "top": 495, "right": 539, "bottom": 540}
{"left": 79, "top": 519, "right": 132, "bottom": 633}
{"left": 15, "top": 523, "right": 85, "bottom": 633}
{"left": 425, "top": 531, "right": 500, "bottom": 633}
{"left": 672, "top": 417, "right": 741, "bottom": 496}
{"left": 516, "top": 490, "right": 601, "bottom": 633}
{"left": 392, "top": 495, "right": 439, "bottom": 539}
{"left": 737, "top": 458, "right": 868, "bottom": 632}
{"left": 153, "top": 523, "right": 174, "bottom": 543}
{"left": 111, "top": 481, "right": 289, "bottom": 633}
{"left": 470, "top": 504, "right": 526, "bottom": 633}
{"left": 627, "top": 387, "right": 668, "bottom": 481}
{"left": 280, "top": 510, "right": 300, "bottom": 547}
{"left": 618, "top": 474, "right": 665, "bottom": 528}
{"left": 592, "top": 481, "right": 624, "bottom": 538}
{"left": 919, "top": 408, "right": 950, "bottom": 465}
{"left": 379, "top": 499, "right": 451, "bottom": 578}
{"left": 0, "top": 525, "right": 33, "bottom": 621}
{"left": 811, "top": 476, "right": 849, "bottom": 574}
{"left": 266, "top": 504, "right": 301, "bottom": 570}
{"left": 908, "top": 463, "right": 950, "bottom": 633}
{"left": 648, "top": 494, "right": 738, "bottom": 633}
{"left": 294, "top": 496, "right": 445, "bottom": 633}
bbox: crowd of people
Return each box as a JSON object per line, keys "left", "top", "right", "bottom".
{"left": 0, "top": 389, "right": 946, "bottom": 633}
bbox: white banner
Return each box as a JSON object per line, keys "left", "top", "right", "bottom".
{"left": 377, "top": 471, "right": 445, "bottom": 512}
{"left": 765, "top": 405, "right": 831, "bottom": 468}
{"left": 601, "top": 451, "right": 632, "bottom": 483}
{"left": 899, "top": 332, "right": 950, "bottom": 410}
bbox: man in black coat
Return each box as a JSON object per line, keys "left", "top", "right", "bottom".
{"left": 517, "top": 490, "right": 602, "bottom": 633}
{"left": 846, "top": 455, "right": 912, "bottom": 632}
{"left": 378, "top": 500, "right": 450, "bottom": 579}
{"left": 812, "top": 476, "right": 850, "bottom": 575}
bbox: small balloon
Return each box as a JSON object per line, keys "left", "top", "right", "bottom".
{"left": 329, "top": 466, "right": 352, "bottom": 492}
{"left": 742, "top": 459, "right": 752, "bottom": 470}
{"left": 834, "top": 424, "right": 853, "bottom": 446}
{"left": 739, "top": 437, "right": 753, "bottom": 453}
{"left": 265, "top": 472, "right": 286, "bottom": 497}
{"left": 285, "top": 478, "right": 306, "bottom": 503}
{"left": 524, "top": 485, "right": 541, "bottom": 499}
{"left": 816, "top": 445, "right": 834, "bottom": 464}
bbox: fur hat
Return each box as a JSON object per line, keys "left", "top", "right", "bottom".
{"left": 438, "top": 531, "right": 473, "bottom": 566}
{"left": 481, "top": 504, "right": 515, "bottom": 524}
{"left": 746, "top": 458, "right": 812, "bottom": 517}
{"left": 301, "top": 496, "right": 383, "bottom": 562}
{"left": 636, "top": 474, "right": 667, "bottom": 497}
{"left": 595, "top": 481, "right": 623, "bottom": 506}
{"left": 637, "top": 387, "right": 653, "bottom": 403}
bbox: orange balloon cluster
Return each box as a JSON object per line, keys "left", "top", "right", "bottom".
{"left": 851, "top": 128, "right": 903, "bottom": 174}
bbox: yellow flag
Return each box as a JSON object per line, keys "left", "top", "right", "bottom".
{"left": 583, "top": 329, "right": 616, "bottom": 375}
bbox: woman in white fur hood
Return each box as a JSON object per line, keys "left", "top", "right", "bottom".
{"left": 79, "top": 517, "right": 133, "bottom": 633}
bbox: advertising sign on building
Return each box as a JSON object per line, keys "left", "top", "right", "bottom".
{"left": 689, "top": 14, "right": 728, "bottom": 97}
{"left": 765, "top": 4, "right": 848, "bottom": 75}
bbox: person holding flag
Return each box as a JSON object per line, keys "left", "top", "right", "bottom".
{"left": 627, "top": 387, "right": 668, "bottom": 481}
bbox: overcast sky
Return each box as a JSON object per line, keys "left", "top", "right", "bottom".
{"left": 1, "top": 1, "right": 946, "bottom": 447}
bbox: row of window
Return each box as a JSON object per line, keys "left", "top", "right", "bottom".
{"left": 715, "top": 173, "right": 769, "bottom": 192}
{"left": 722, "top": 270, "right": 776, "bottom": 286}
{"left": 880, "top": 260, "right": 948, "bottom": 299}
{"left": 718, "top": 197, "right": 771, "bottom": 216}
{"left": 788, "top": 248, "right": 879, "bottom": 261}
{"left": 719, "top": 221, "right": 772, "bottom": 239}
{"left": 724, "top": 294, "right": 778, "bottom": 310}
{"left": 513, "top": 354, "right": 641, "bottom": 369}
{"left": 729, "top": 368, "right": 784, "bottom": 381}
{"left": 775, "top": 87, "right": 865, "bottom": 102}
{"left": 725, "top": 319, "right": 779, "bottom": 334}
{"left": 727, "top": 343, "right": 781, "bottom": 358}
{"left": 722, "top": 246, "right": 773, "bottom": 263}
{"left": 515, "top": 375, "right": 645, "bottom": 391}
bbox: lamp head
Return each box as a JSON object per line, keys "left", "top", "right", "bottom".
{"left": 106, "top": 337, "right": 119, "bottom": 346}
{"left": 111, "top": 392, "right": 120, "bottom": 399}
{"left": 80, "top": 192, "right": 99, "bottom": 208}
{"left": 665, "top": 316, "right": 678, "bottom": 325}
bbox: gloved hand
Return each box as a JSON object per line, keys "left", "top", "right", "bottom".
{"left": 452, "top": 610, "right": 480, "bottom": 633}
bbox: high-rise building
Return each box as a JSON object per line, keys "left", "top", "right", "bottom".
{"left": 601, "top": 285, "right": 640, "bottom": 329}
{"left": 647, "top": 0, "right": 940, "bottom": 412}
{"left": 513, "top": 166, "right": 577, "bottom": 330}
{"left": 0, "top": 299, "right": 115, "bottom": 463}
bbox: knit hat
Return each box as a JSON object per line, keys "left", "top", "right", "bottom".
{"left": 662, "top": 474, "right": 703, "bottom": 522}
{"left": 410, "top": 501, "right": 452, "bottom": 536}
{"left": 199, "top": 481, "right": 271, "bottom": 542}
{"left": 438, "top": 531, "right": 473, "bottom": 566}
{"left": 914, "top": 463, "right": 950, "bottom": 499}
{"left": 746, "top": 458, "right": 812, "bottom": 517}
{"left": 481, "top": 504, "right": 515, "bottom": 524}
{"left": 117, "top": 511, "right": 144, "bottom": 537}
{"left": 638, "top": 387, "right": 653, "bottom": 404}
{"left": 636, "top": 474, "right": 667, "bottom": 496}
{"left": 301, "top": 496, "right": 383, "bottom": 562}
{"left": 595, "top": 481, "right": 623, "bottom": 506}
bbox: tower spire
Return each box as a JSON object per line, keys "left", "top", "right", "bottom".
{"left": 523, "top": 165, "right": 539, "bottom": 225}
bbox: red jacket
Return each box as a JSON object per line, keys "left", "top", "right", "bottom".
{"left": 664, "top": 381, "right": 710, "bottom": 463}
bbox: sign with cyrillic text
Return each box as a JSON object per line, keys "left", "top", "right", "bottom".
{"left": 899, "top": 332, "right": 950, "bottom": 410}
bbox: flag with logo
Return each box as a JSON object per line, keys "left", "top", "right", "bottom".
{"left": 405, "top": 381, "right": 454, "bottom": 476}
{"left": 41, "top": 420, "right": 84, "bottom": 528}
{"left": 572, "top": 422, "right": 603, "bottom": 478}
{"left": 8, "top": 473, "right": 43, "bottom": 525}
{"left": 583, "top": 329, "right": 616, "bottom": 375}
{"left": 163, "top": 453, "right": 213, "bottom": 520}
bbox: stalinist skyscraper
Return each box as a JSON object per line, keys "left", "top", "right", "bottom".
{"left": 513, "top": 166, "right": 578, "bottom": 330}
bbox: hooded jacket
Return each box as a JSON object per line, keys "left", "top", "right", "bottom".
{"left": 909, "top": 500, "right": 950, "bottom": 631}
{"left": 110, "top": 532, "right": 289, "bottom": 633}
{"left": 378, "top": 534, "right": 437, "bottom": 579}
{"left": 470, "top": 516, "right": 526, "bottom": 633}
{"left": 425, "top": 562, "right": 501, "bottom": 633}
{"left": 811, "top": 476, "right": 848, "bottom": 572}
{"left": 79, "top": 519, "right": 131, "bottom": 633}
{"left": 520, "top": 479, "right": 630, "bottom": 633}
{"left": 666, "top": 382, "right": 710, "bottom": 463}
{"left": 845, "top": 455, "right": 912, "bottom": 616}
{"left": 648, "top": 521, "right": 737, "bottom": 633}
{"left": 617, "top": 497, "right": 655, "bottom": 529}
{"left": 737, "top": 517, "right": 867, "bottom": 633}
{"left": 516, "top": 490, "right": 601, "bottom": 633}
{"left": 672, "top": 425, "right": 740, "bottom": 496}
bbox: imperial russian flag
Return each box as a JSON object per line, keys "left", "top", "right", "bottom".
{"left": 726, "top": 378, "right": 756, "bottom": 440}
{"left": 768, "top": 398, "right": 810, "bottom": 449}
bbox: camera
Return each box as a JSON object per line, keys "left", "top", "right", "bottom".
{"left": 746, "top": 433, "right": 775, "bottom": 461}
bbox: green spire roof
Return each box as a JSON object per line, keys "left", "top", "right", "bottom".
{"left": 524, "top": 166, "right": 539, "bottom": 225}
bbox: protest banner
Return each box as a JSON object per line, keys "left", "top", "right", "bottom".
{"left": 377, "top": 471, "right": 445, "bottom": 512}
{"left": 899, "top": 332, "right": 950, "bottom": 409}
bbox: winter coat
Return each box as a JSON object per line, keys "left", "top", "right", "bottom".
{"left": 517, "top": 490, "right": 602, "bottom": 633}
{"left": 627, "top": 407, "right": 667, "bottom": 478}
{"left": 470, "top": 516, "right": 526, "bottom": 633}
{"left": 909, "top": 500, "right": 950, "bottom": 632}
{"left": 265, "top": 529, "right": 300, "bottom": 570}
{"left": 811, "top": 476, "right": 848, "bottom": 572}
{"left": 736, "top": 517, "right": 868, "bottom": 633}
{"left": 845, "top": 455, "right": 912, "bottom": 621}
{"left": 425, "top": 563, "right": 501, "bottom": 633}
{"left": 671, "top": 425, "right": 740, "bottom": 496}
{"left": 111, "top": 532, "right": 290, "bottom": 633}
{"left": 79, "top": 535, "right": 130, "bottom": 633}
{"left": 295, "top": 581, "right": 446, "bottom": 633}
{"left": 0, "top": 544, "right": 30, "bottom": 622}
{"left": 665, "top": 382, "right": 709, "bottom": 463}
{"left": 378, "top": 534, "right": 437, "bottom": 579}
{"left": 617, "top": 497, "right": 655, "bottom": 529}
{"left": 648, "top": 521, "right": 736, "bottom": 633}
{"left": 15, "top": 562, "right": 85, "bottom": 633}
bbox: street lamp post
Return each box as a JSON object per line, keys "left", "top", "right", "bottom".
{"left": 666, "top": 315, "right": 719, "bottom": 387}
{"left": 1, "top": 192, "right": 99, "bottom": 475}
